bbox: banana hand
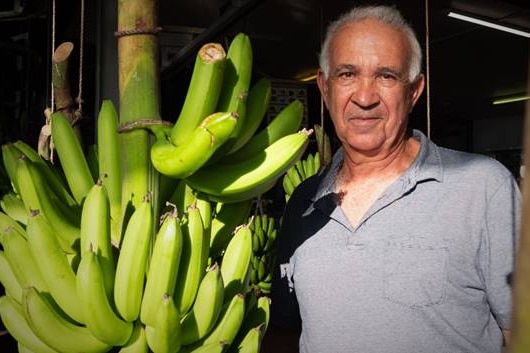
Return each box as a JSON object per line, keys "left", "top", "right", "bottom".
{"left": 186, "top": 129, "right": 312, "bottom": 203}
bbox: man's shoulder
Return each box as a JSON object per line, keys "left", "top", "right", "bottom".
{"left": 438, "top": 145, "right": 512, "bottom": 175}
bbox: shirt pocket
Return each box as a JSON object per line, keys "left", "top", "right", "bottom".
{"left": 383, "top": 238, "right": 449, "bottom": 308}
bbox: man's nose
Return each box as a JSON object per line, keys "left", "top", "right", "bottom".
{"left": 350, "top": 77, "right": 380, "bottom": 108}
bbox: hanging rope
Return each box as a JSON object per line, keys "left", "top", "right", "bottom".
{"left": 38, "top": 0, "right": 57, "bottom": 161}
{"left": 50, "top": 0, "right": 56, "bottom": 113}
{"left": 424, "top": 0, "right": 431, "bottom": 137}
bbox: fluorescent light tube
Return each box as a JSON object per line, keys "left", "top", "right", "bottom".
{"left": 493, "top": 94, "right": 530, "bottom": 105}
{"left": 448, "top": 11, "right": 530, "bottom": 38}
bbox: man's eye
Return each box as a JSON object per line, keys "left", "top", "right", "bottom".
{"left": 379, "top": 73, "right": 397, "bottom": 81}
{"left": 337, "top": 71, "right": 355, "bottom": 80}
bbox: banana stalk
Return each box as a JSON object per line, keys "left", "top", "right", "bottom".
{"left": 117, "top": 0, "right": 160, "bottom": 234}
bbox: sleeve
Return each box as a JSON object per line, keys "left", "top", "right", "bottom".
{"left": 482, "top": 172, "right": 521, "bottom": 329}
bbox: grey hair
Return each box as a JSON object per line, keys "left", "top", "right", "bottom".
{"left": 319, "top": 5, "right": 423, "bottom": 82}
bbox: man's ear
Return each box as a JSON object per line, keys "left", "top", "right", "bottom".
{"left": 316, "top": 70, "right": 329, "bottom": 107}
{"left": 409, "top": 73, "right": 425, "bottom": 111}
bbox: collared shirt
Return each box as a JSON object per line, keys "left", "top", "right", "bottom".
{"left": 271, "top": 129, "right": 520, "bottom": 353}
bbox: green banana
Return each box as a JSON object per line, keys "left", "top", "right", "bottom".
{"left": 284, "top": 152, "right": 322, "bottom": 202}
{"left": 231, "top": 296, "right": 270, "bottom": 351}
{"left": 214, "top": 33, "right": 253, "bottom": 150}
{"left": 96, "top": 100, "right": 123, "bottom": 246}
{"left": 0, "top": 250, "right": 23, "bottom": 303}
{"left": 1, "top": 142, "right": 23, "bottom": 193}
{"left": 0, "top": 210, "right": 26, "bottom": 241}
{"left": 80, "top": 181, "right": 115, "bottom": 298}
{"left": 220, "top": 224, "right": 253, "bottom": 300}
{"left": 174, "top": 204, "right": 208, "bottom": 316}
{"left": 303, "top": 153, "right": 315, "bottom": 177}
{"left": 151, "top": 112, "right": 238, "bottom": 179}
{"left": 0, "top": 295, "right": 57, "bottom": 353}
{"left": 295, "top": 159, "right": 306, "bottom": 180}
{"left": 1, "top": 226, "right": 48, "bottom": 293}
{"left": 256, "top": 256, "right": 267, "bottom": 283}
{"left": 256, "top": 280, "right": 271, "bottom": 294}
{"left": 232, "top": 324, "right": 264, "bottom": 353}
{"left": 195, "top": 193, "right": 213, "bottom": 243}
{"left": 168, "top": 179, "right": 197, "bottom": 215}
{"left": 251, "top": 215, "right": 264, "bottom": 253}
{"left": 180, "top": 342, "right": 226, "bottom": 353}
{"left": 186, "top": 129, "right": 312, "bottom": 202}
{"left": 170, "top": 43, "right": 227, "bottom": 146}
{"left": 180, "top": 263, "right": 225, "bottom": 346}
{"left": 200, "top": 292, "right": 246, "bottom": 347}
{"left": 22, "top": 287, "right": 111, "bottom": 353}
{"left": 12, "top": 140, "right": 77, "bottom": 207}
{"left": 145, "top": 293, "right": 182, "bottom": 353}
{"left": 209, "top": 199, "right": 252, "bottom": 260}
{"left": 26, "top": 210, "right": 84, "bottom": 324}
{"left": 114, "top": 197, "right": 153, "bottom": 322}
{"left": 118, "top": 321, "right": 149, "bottom": 353}
{"left": 16, "top": 157, "right": 80, "bottom": 253}
{"left": 263, "top": 220, "right": 277, "bottom": 253}
{"left": 227, "top": 77, "right": 272, "bottom": 154}
{"left": 249, "top": 296, "right": 271, "bottom": 331}
{"left": 50, "top": 111, "right": 94, "bottom": 204}
{"left": 0, "top": 191, "right": 27, "bottom": 225}
{"left": 286, "top": 165, "right": 303, "bottom": 189}
{"left": 249, "top": 256, "right": 259, "bottom": 285}
{"left": 76, "top": 249, "right": 133, "bottom": 345}
{"left": 87, "top": 144, "right": 100, "bottom": 181}
{"left": 140, "top": 208, "right": 183, "bottom": 326}
{"left": 17, "top": 343, "right": 40, "bottom": 353}
{"left": 221, "top": 99, "right": 304, "bottom": 164}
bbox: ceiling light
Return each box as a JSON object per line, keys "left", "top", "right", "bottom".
{"left": 299, "top": 73, "right": 318, "bottom": 82}
{"left": 492, "top": 94, "right": 530, "bottom": 105}
{"left": 448, "top": 11, "right": 530, "bottom": 38}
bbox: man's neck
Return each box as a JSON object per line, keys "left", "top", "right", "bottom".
{"left": 339, "top": 135, "right": 420, "bottom": 185}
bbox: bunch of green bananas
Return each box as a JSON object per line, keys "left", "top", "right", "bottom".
{"left": 248, "top": 214, "right": 278, "bottom": 295}
{"left": 282, "top": 151, "right": 322, "bottom": 202}
{"left": 281, "top": 123, "right": 334, "bottom": 202}
{"left": 0, "top": 135, "right": 270, "bottom": 352}
{"left": 137, "top": 32, "right": 311, "bottom": 204}
{"left": 0, "top": 31, "right": 315, "bottom": 353}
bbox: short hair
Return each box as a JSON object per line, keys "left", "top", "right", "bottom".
{"left": 319, "top": 5, "right": 423, "bottom": 82}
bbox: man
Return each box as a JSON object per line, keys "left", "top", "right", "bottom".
{"left": 264, "top": 5, "right": 520, "bottom": 353}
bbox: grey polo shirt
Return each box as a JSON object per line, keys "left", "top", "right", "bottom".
{"left": 271, "top": 129, "right": 521, "bottom": 353}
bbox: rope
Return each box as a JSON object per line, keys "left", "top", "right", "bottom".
{"left": 50, "top": 0, "right": 55, "bottom": 113}
{"left": 114, "top": 26, "right": 162, "bottom": 38}
{"left": 424, "top": 0, "right": 431, "bottom": 138}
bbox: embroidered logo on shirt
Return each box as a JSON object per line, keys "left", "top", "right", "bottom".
{"left": 280, "top": 263, "right": 294, "bottom": 292}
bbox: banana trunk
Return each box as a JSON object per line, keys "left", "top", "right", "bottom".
{"left": 117, "top": 0, "right": 160, "bottom": 237}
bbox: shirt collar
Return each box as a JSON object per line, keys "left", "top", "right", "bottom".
{"left": 311, "top": 129, "right": 444, "bottom": 204}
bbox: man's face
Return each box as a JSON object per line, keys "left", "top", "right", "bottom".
{"left": 317, "top": 19, "right": 424, "bottom": 157}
